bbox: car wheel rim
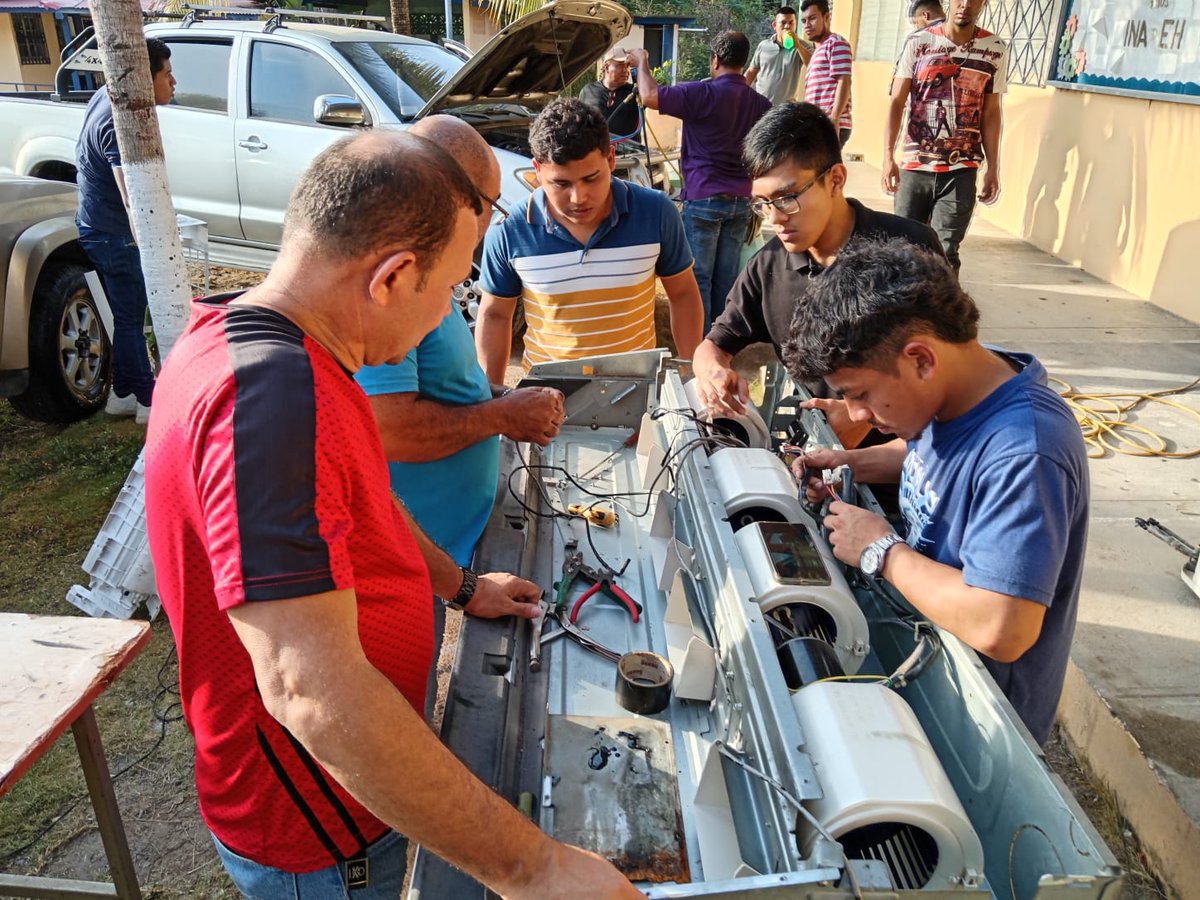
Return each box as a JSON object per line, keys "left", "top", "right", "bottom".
{"left": 58, "top": 291, "right": 105, "bottom": 398}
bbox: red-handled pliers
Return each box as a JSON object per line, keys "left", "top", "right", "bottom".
{"left": 568, "top": 566, "right": 641, "bottom": 624}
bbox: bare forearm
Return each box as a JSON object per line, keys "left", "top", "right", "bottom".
{"left": 884, "top": 96, "right": 905, "bottom": 157}
{"left": 280, "top": 657, "right": 553, "bottom": 894}
{"left": 880, "top": 547, "right": 1043, "bottom": 662}
{"left": 744, "top": 67, "right": 759, "bottom": 88}
{"left": 634, "top": 66, "right": 659, "bottom": 109}
{"left": 845, "top": 439, "right": 906, "bottom": 483}
{"left": 662, "top": 274, "right": 704, "bottom": 360}
{"left": 476, "top": 298, "right": 515, "bottom": 383}
{"left": 371, "top": 394, "right": 502, "bottom": 461}
{"left": 394, "top": 499, "right": 462, "bottom": 597}
{"left": 982, "top": 102, "right": 1002, "bottom": 172}
{"left": 831, "top": 77, "right": 851, "bottom": 124}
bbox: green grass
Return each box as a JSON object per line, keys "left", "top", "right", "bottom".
{"left": 0, "top": 402, "right": 233, "bottom": 896}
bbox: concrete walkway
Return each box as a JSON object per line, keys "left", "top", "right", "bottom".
{"left": 840, "top": 160, "right": 1200, "bottom": 896}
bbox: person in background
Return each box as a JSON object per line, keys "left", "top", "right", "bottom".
{"left": 691, "top": 103, "right": 942, "bottom": 433}
{"left": 909, "top": 0, "right": 946, "bottom": 29}
{"left": 629, "top": 33, "right": 771, "bottom": 328}
{"left": 475, "top": 99, "right": 703, "bottom": 380}
{"left": 145, "top": 131, "right": 639, "bottom": 898}
{"left": 782, "top": 236, "right": 1088, "bottom": 747}
{"left": 579, "top": 46, "right": 640, "bottom": 138}
{"left": 882, "top": 0, "right": 1007, "bottom": 271}
{"left": 745, "top": 6, "right": 811, "bottom": 105}
{"left": 75, "top": 38, "right": 175, "bottom": 417}
{"left": 800, "top": 0, "right": 853, "bottom": 147}
{"left": 354, "top": 116, "right": 564, "bottom": 712}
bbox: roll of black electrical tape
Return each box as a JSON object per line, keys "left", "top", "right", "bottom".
{"left": 777, "top": 636, "right": 843, "bottom": 690}
{"left": 615, "top": 651, "right": 675, "bottom": 715}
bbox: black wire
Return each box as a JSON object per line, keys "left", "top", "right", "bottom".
{"left": 0, "top": 643, "right": 185, "bottom": 866}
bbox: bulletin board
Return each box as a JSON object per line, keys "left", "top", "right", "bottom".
{"left": 1050, "top": 0, "right": 1200, "bottom": 103}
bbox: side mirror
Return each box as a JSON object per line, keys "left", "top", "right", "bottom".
{"left": 314, "top": 94, "right": 368, "bottom": 126}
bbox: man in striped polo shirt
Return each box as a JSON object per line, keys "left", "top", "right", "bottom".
{"left": 801, "top": 0, "right": 854, "bottom": 147}
{"left": 476, "top": 99, "right": 704, "bottom": 380}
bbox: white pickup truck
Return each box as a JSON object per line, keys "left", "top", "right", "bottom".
{"left": 0, "top": 2, "right": 655, "bottom": 316}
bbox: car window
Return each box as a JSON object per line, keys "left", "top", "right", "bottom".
{"left": 331, "top": 40, "right": 464, "bottom": 118}
{"left": 249, "top": 41, "right": 357, "bottom": 124}
{"left": 163, "top": 39, "right": 232, "bottom": 112}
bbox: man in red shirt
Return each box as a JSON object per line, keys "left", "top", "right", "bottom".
{"left": 144, "top": 132, "right": 639, "bottom": 899}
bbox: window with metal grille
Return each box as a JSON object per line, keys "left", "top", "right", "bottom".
{"left": 855, "top": 0, "right": 910, "bottom": 62}
{"left": 979, "top": 0, "right": 1063, "bottom": 86}
{"left": 13, "top": 14, "right": 51, "bottom": 66}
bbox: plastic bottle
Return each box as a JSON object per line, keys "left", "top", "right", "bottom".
{"left": 783, "top": 33, "right": 796, "bottom": 50}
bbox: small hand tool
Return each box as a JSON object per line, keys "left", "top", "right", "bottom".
{"left": 529, "top": 594, "right": 550, "bottom": 671}
{"left": 567, "top": 565, "right": 641, "bottom": 625}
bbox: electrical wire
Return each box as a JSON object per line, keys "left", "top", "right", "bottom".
{"left": 0, "top": 643, "right": 185, "bottom": 866}
{"left": 1049, "top": 374, "right": 1200, "bottom": 459}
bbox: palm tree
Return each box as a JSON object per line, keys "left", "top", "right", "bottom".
{"left": 390, "top": 0, "right": 412, "bottom": 35}
{"left": 479, "top": 0, "right": 545, "bottom": 26}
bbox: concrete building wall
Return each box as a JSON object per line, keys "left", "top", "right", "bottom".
{"left": 831, "top": 3, "right": 1200, "bottom": 325}
{"left": 0, "top": 13, "right": 58, "bottom": 89}
{"left": 0, "top": 16, "right": 23, "bottom": 86}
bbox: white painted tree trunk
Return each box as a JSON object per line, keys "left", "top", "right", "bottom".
{"left": 91, "top": 0, "right": 190, "bottom": 358}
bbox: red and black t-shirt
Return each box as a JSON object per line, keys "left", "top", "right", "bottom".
{"left": 145, "top": 294, "right": 433, "bottom": 872}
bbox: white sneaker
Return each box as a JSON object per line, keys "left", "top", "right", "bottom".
{"left": 135, "top": 404, "right": 151, "bottom": 425}
{"left": 104, "top": 393, "right": 138, "bottom": 417}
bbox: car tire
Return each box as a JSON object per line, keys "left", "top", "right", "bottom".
{"left": 9, "top": 262, "right": 110, "bottom": 423}
{"left": 456, "top": 263, "right": 526, "bottom": 342}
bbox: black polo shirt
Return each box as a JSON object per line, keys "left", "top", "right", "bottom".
{"left": 707, "top": 198, "right": 944, "bottom": 362}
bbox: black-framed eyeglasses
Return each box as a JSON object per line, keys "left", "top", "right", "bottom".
{"left": 480, "top": 192, "right": 509, "bottom": 224}
{"left": 750, "top": 165, "right": 833, "bottom": 219}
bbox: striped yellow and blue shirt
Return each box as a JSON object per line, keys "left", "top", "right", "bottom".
{"left": 480, "top": 178, "right": 693, "bottom": 369}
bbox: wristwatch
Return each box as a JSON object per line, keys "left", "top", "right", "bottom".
{"left": 859, "top": 534, "right": 905, "bottom": 579}
{"left": 443, "top": 567, "right": 478, "bottom": 611}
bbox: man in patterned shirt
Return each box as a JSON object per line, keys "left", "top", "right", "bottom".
{"left": 882, "top": 0, "right": 1007, "bottom": 271}
{"left": 800, "top": 0, "right": 853, "bottom": 147}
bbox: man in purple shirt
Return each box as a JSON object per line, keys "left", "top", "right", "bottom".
{"left": 630, "top": 33, "right": 772, "bottom": 328}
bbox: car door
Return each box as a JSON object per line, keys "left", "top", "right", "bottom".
{"left": 234, "top": 38, "right": 368, "bottom": 245}
{"left": 157, "top": 36, "right": 242, "bottom": 242}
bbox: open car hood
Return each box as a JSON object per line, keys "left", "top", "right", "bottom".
{"left": 417, "top": 0, "right": 631, "bottom": 117}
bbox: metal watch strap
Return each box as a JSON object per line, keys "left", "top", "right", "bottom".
{"left": 444, "top": 567, "right": 477, "bottom": 611}
{"left": 862, "top": 533, "right": 904, "bottom": 579}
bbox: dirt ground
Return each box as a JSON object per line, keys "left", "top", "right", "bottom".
{"left": 0, "top": 269, "right": 1173, "bottom": 898}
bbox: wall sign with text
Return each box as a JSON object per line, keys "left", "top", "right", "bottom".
{"left": 1052, "top": 0, "right": 1200, "bottom": 101}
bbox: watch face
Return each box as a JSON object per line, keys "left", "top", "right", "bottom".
{"left": 860, "top": 544, "right": 880, "bottom": 576}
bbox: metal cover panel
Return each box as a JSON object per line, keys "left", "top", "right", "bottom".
{"left": 545, "top": 715, "right": 690, "bottom": 884}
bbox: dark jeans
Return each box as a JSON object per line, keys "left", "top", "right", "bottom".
{"left": 838, "top": 127, "right": 852, "bottom": 148}
{"left": 76, "top": 222, "right": 155, "bottom": 405}
{"left": 682, "top": 195, "right": 754, "bottom": 330}
{"left": 893, "top": 167, "right": 978, "bottom": 271}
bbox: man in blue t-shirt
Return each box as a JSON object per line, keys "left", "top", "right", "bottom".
{"left": 75, "top": 38, "right": 175, "bottom": 413}
{"left": 785, "top": 237, "right": 1089, "bottom": 745}
{"left": 356, "top": 118, "right": 563, "bottom": 702}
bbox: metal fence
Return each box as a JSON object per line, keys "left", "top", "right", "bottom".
{"left": 979, "top": 0, "right": 1063, "bottom": 86}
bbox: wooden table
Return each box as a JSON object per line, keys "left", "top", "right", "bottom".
{"left": 1, "top": 613, "right": 152, "bottom": 899}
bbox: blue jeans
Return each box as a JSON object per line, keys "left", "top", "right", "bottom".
{"left": 212, "top": 829, "right": 409, "bottom": 899}
{"left": 682, "top": 196, "right": 754, "bottom": 330}
{"left": 76, "top": 222, "right": 155, "bottom": 405}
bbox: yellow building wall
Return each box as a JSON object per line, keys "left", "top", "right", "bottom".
{"left": 833, "top": 0, "right": 1200, "bottom": 325}
{"left": 0, "top": 16, "right": 23, "bottom": 86}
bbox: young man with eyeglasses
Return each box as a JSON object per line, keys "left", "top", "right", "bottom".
{"left": 692, "top": 103, "right": 942, "bottom": 419}
{"left": 882, "top": 0, "right": 1007, "bottom": 271}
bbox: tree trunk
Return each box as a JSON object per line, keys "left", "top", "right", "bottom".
{"left": 89, "top": 0, "right": 190, "bottom": 360}
{"left": 67, "top": 0, "right": 192, "bottom": 621}
{"left": 390, "top": 0, "right": 412, "bottom": 36}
